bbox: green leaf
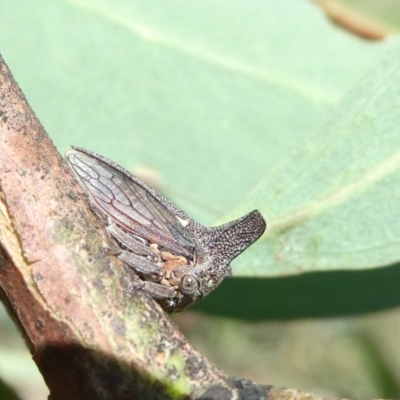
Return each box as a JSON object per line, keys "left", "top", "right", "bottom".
{"left": 195, "top": 47, "right": 400, "bottom": 319}
{"left": 0, "top": 0, "right": 398, "bottom": 318}
{"left": 0, "top": 0, "right": 388, "bottom": 224}
{"left": 221, "top": 47, "right": 400, "bottom": 277}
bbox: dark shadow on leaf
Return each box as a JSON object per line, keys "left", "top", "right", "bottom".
{"left": 0, "top": 376, "right": 21, "bottom": 400}
{"left": 194, "top": 262, "right": 400, "bottom": 320}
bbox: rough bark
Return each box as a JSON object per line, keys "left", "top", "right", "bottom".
{"left": 0, "top": 53, "right": 341, "bottom": 400}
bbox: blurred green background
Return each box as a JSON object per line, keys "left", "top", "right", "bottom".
{"left": 1, "top": 0, "right": 400, "bottom": 398}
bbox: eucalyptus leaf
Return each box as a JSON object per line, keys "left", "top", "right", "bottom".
{"left": 0, "top": 0, "right": 397, "bottom": 318}
{"left": 221, "top": 47, "right": 400, "bottom": 276}
{"left": 196, "top": 46, "right": 400, "bottom": 319}
{"left": 0, "top": 0, "right": 388, "bottom": 225}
